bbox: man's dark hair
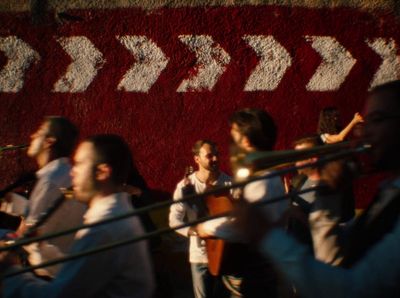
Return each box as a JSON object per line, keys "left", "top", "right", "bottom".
{"left": 293, "top": 134, "right": 323, "bottom": 148}
{"left": 229, "top": 108, "right": 277, "bottom": 151}
{"left": 370, "top": 80, "right": 400, "bottom": 104}
{"left": 317, "top": 107, "right": 341, "bottom": 135}
{"left": 85, "top": 134, "right": 133, "bottom": 185}
{"left": 192, "top": 140, "right": 217, "bottom": 156}
{"left": 45, "top": 116, "right": 78, "bottom": 158}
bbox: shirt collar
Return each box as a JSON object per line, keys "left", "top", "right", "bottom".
{"left": 193, "top": 171, "right": 225, "bottom": 186}
{"left": 84, "top": 192, "right": 129, "bottom": 223}
{"left": 36, "top": 157, "right": 70, "bottom": 178}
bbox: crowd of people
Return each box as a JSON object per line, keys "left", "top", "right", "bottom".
{"left": 0, "top": 80, "right": 399, "bottom": 298}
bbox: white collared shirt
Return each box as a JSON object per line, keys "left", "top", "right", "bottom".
{"left": 4, "top": 192, "right": 155, "bottom": 298}
{"left": 169, "top": 172, "right": 231, "bottom": 263}
{"left": 19, "top": 158, "right": 86, "bottom": 276}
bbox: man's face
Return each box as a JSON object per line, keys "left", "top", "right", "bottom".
{"left": 294, "top": 142, "right": 316, "bottom": 176}
{"left": 195, "top": 143, "right": 219, "bottom": 172}
{"left": 71, "top": 142, "right": 98, "bottom": 203}
{"left": 363, "top": 94, "right": 400, "bottom": 170}
{"left": 27, "top": 121, "right": 50, "bottom": 158}
{"left": 230, "top": 123, "right": 246, "bottom": 150}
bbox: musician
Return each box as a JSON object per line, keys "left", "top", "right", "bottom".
{"left": 237, "top": 80, "right": 400, "bottom": 297}
{"left": 285, "top": 135, "right": 323, "bottom": 252}
{"left": 291, "top": 135, "right": 355, "bottom": 265}
{"left": 169, "top": 140, "right": 231, "bottom": 298}
{"left": 3, "top": 116, "right": 86, "bottom": 276}
{"left": 0, "top": 134, "right": 155, "bottom": 298}
{"left": 197, "top": 108, "right": 288, "bottom": 298}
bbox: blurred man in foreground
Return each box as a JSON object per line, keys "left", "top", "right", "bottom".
{"left": 0, "top": 134, "right": 155, "bottom": 298}
{"left": 237, "top": 81, "right": 400, "bottom": 298}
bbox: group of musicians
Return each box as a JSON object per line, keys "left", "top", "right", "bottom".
{"left": 0, "top": 80, "right": 400, "bottom": 298}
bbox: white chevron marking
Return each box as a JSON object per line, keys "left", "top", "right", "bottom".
{"left": 0, "top": 36, "right": 40, "bottom": 93}
{"left": 177, "top": 35, "right": 230, "bottom": 92}
{"left": 243, "top": 35, "right": 292, "bottom": 91}
{"left": 306, "top": 36, "right": 356, "bottom": 91}
{"left": 53, "top": 36, "right": 105, "bottom": 93}
{"left": 117, "top": 36, "right": 169, "bottom": 92}
{"left": 366, "top": 38, "right": 400, "bottom": 89}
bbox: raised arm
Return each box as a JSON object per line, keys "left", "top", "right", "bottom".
{"left": 324, "top": 113, "right": 363, "bottom": 144}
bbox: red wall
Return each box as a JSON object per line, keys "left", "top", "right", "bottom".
{"left": 1, "top": 6, "right": 399, "bottom": 207}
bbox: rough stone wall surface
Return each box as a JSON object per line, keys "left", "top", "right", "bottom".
{"left": 1, "top": 1, "right": 399, "bottom": 11}
{"left": 1, "top": 1, "right": 400, "bottom": 207}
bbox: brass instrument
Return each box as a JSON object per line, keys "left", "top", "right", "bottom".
{"left": 0, "top": 144, "right": 28, "bottom": 153}
{"left": 234, "top": 142, "right": 371, "bottom": 180}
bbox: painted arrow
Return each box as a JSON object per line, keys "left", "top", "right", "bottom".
{"left": 0, "top": 36, "right": 40, "bottom": 93}
{"left": 366, "top": 38, "right": 400, "bottom": 89}
{"left": 117, "top": 35, "right": 169, "bottom": 92}
{"left": 243, "top": 35, "right": 292, "bottom": 91}
{"left": 305, "top": 36, "right": 356, "bottom": 91}
{"left": 177, "top": 35, "right": 231, "bottom": 92}
{"left": 53, "top": 36, "right": 105, "bottom": 93}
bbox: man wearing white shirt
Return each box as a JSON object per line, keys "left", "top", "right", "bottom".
{"left": 199, "top": 108, "right": 288, "bottom": 298}
{"left": 5, "top": 116, "right": 86, "bottom": 277}
{"left": 169, "top": 140, "right": 231, "bottom": 298}
{"left": 0, "top": 134, "right": 155, "bottom": 298}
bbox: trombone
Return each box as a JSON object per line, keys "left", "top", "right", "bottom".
{"left": 0, "top": 142, "right": 370, "bottom": 278}
{"left": 0, "top": 144, "right": 28, "bottom": 154}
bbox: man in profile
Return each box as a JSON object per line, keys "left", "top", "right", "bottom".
{"left": 0, "top": 134, "right": 155, "bottom": 298}
{"left": 291, "top": 135, "right": 355, "bottom": 265}
{"left": 198, "top": 108, "right": 288, "bottom": 298}
{"left": 3, "top": 116, "right": 85, "bottom": 276}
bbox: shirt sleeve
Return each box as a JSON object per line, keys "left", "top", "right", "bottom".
{"left": 169, "top": 182, "right": 190, "bottom": 237}
{"left": 26, "top": 180, "right": 63, "bottom": 225}
{"left": 244, "top": 177, "right": 287, "bottom": 222}
{"left": 4, "top": 227, "right": 129, "bottom": 298}
{"left": 259, "top": 220, "right": 400, "bottom": 298}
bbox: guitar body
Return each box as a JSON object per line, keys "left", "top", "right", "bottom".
{"left": 205, "top": 193, "right": 233, "bottom": 276}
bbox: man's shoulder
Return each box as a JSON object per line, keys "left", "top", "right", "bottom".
{"left": 217, "top": 172, "right": 232, "bottom": 184}
{"left": 174, "top": 177, "right": 187, "bottom": 190}
{"left": 44, "top": 158, "right": 71, "bottom": 183}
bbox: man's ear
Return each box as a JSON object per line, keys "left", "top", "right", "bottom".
{"left": 44, "top": 137, "right": 56, "bottom": 149}
{"left": 96, "top": 163, "right": 112, "bottom": 181}
{"left": 194, "top": 155, "right": 200, "bottom": 164}
{"left": 241, "top": 136, "right": 251, "bottom": 149}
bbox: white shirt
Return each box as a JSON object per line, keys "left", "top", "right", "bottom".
{"left": 7, "top": 158, "right": 86, "bottom": 276}
{"left": 26, "top": 158, "right": 74, "bottom": 224}
{"left": 260, "top": 223, "right": 400, "bottom": 298}
{"left": 203, "top": 172, "right": 288, "bottom": 240}
{"left": 258, "top": 177, "right": 400, "bottom": 298}
{"left": 169, "top": 172, "right": 231, "bottom": 263}
{"left": 3, "top": 192, "right": 155, "bottom": 298}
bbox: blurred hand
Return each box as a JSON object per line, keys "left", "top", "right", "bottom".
{"left": 187, "top": 226, "right": 198, "bottom": 237}
{"left": 3, "top": 192, "right": 13, "bottom": 203}
{"left": 123, "top": 185, "right": 142, "bottom": 197}
{"left": 0, "top": 192, "right": 13, "bottom": 211}
{"left": 353, "top": 112, "right": 364, "bottom": 124}
{"left": 15, "top": 220, "right": 29, "bottom": 238}
{"left": 196, "top": 223, "right": 215, "bottom": 239}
